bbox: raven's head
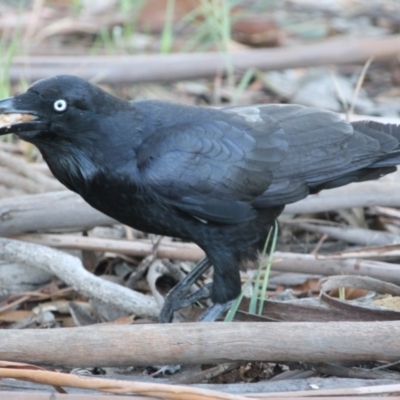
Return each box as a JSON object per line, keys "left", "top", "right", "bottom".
{"left": 0, "top": 75, "right": 136, "bottom": 190}
{"left": 0, "top": 75, "right": 125, "bottom": 144}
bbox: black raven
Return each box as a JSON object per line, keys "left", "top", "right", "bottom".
{"left": 1, "top": 75, "right": 400, "bottom": 321}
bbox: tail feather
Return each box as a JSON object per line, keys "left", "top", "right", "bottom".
{"left": 309, "top": 166, "right": 396, "bottom": 194}
{"left": 351, "top": 121, "right": 400, "bottom": 168}
{"left": 309, "top": 121, "right": 400, "bottom": 194}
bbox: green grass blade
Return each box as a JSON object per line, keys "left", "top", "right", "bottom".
{"left": 224, "top": 269, "right": 256, "bottom": 322}
{"left": 249, "top": 226, "right": 273, "bottom": 314}
{"left": 160, "top": 0, "right": 175, "bottom": 54}
{"left": 257, "top": 221, "right": 279, "bottom": 315}
{"left": 232, "top": 68, "right": 256, "bottom": 103}
{"left": 225, "top": 221, "right": 278, "bottom": 321}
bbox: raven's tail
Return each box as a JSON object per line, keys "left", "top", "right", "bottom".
{"left": 310, "top": 120, "right": 400, "bottom": 193}
{"left": 352, "top": 120, "right": 400, "bottom": 168}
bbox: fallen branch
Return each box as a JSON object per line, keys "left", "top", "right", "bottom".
{"left": 271, "top": 252, "right": 400, "bottom": 285}
{"left": 0, "top": 238, "right": 158, "bottom": 318}
{"left": 0, "top": 321, "right": 399, "bottom": 367}
{"left": 0, "top": 392, "right": 140, "bottom": 400}
{"left": 0, "top": 149, "right": 63, "bottom": 192}
{"left": 329, "top": 244, "right": 400, "bottom": 260}
{"left": 0, "top": 166, "right": 41, "bottom": 194}
{"left": 254, "top": 382, "right": 400, "bottom": 398}
{"left": 0, "top": 367, "right": 247, "bottom": 400}
{"left": 12, "top": 233, "right": 400, "bottom": 285}
{"left": 284, "top": 181, "right": 400, "bottom": 214}
{"left": 2, "top": 180, "right": 400, "bottom": 235}
{"left": 2, "top": 378, "right": 400, "bottom": 398}
{"left": 289, "top": 361, "right": 400, "bottom": 381}
{"left": 284, "top": 220, "right": 400, "bottom": 246}
{"left": 15, "top": 233, "right": 204, "bottom": 262}
{"left": 0, "top": 190, "right": 115, "bottom": 236}
{"left": 9, "top": 35, "right": 400, "bottom": 83}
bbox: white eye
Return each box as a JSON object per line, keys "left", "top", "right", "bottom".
{"left": 53, "top": 99, "right": 68, "bottom": 113}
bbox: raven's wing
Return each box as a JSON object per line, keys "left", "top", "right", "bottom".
{"left": 136, "top": 108, "right": 288, "bottom": 224}
{"left": 243, "top": 105, "right": 400, "bottom": 207}
{"left": 136, "top": 103, "right": 399, "bottom": 223}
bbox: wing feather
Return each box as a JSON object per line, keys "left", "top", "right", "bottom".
{"left": 135, "top": 102, "right": 397, "bottom": 219}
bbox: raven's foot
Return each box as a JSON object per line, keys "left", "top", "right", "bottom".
{"left": 159, "top": 258, "right": 212, "bottom": 323}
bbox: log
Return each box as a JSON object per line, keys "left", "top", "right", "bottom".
{"left": 14, "top": 234, "right": 400, "bottom": 286}
{"left": 0, "top": 238, "right": 158, "bottom": 318}
{"left": 0, "top": 191, "right": 115, "bottom": 235}
{"left": 0, "top": 321, "right": 399, "bottom": 367}
{"left": 271, "top": 252, "right": 400, "bottom": 285}
{"left": 9, "top": 35, "right": 400, "bottom": 84}
{"left": 284, "top": 181, "right": 400, "bottom": 214}
{"left": 16, "top": 233, "right": 204, "bottom": 262}
{"left": 2, "top": 179, "right": 400, "bottom": 236}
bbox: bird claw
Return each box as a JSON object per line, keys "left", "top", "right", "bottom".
{"left": 159, "top": 282, "right": 212, "bottom": 323}
{"left": 159, "top": 258, "right": 212, "bottom": 323}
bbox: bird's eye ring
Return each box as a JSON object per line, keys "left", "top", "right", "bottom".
{"left": 53, "top": 99, "right": 68, "bottom": 113}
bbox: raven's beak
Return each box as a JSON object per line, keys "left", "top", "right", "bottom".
{"left": 0, "top": 97, "right": 47, "bottom": 137}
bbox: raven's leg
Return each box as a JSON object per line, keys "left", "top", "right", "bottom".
{"left": 159, "top": 258, "right": 212, "bottom": 323}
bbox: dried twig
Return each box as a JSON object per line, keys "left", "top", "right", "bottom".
{"left": 291, "top": 361, "right": 400, "bottom": 381}
{"left": 0, "top": 238, "right": 158, "bottom": 318}
{"left": 284, "top": 181, "right": 400, "bottom": 214}
{"left": 0, "top": 321, "right": 400, "bottom": 367}
{"left": 0, "top": 166, "right": 41, "bottom": 194}
{"left": 270, "top": 252, "right": 400, "bottom": 285}
{"left": 2, "top": 180, "right": 400, "bottom": 236}
{"left": 256, "top": 382, "right": 400, "bottom": 398}
{"left": 0, "top": 149, "right": 63, "bottom": 192}
{"left": 0, "top": 191, "right": 116, "bottom": 236}
{"left": 284, "top": 219, "right": 400, "bottom": 246}
{"left": 0, "top": 367, "right": 247, "bottom": 399}
{"left": 8, "top": 35, "right": 400, "bottom": 83}
{"left": 12, "top": 233, "right": 400, "bottom": 285}
{"left": 15, "top": 233, "right": 204, "bottom": 262}
{"left": 175, "top": 362, "right": 244, "bottom": 385}
{"left": 126, "top": 236, "right": 164, "bottom": 289}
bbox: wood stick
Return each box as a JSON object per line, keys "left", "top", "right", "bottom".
{"left": 0, "top": 149, "right": 63, "bottom": 191}
{"left": 284, "top": 220, "right": 400, "bottom": 246}
{"left": 0, "top": 369, "right": 247, "bottom": 400}
{"left": 15, "top": 233, "right": 204, "bottom": 262}
{"left": 2, "top": 179, "right": 400, "bottom": 236}
{"left": 254, "top": 383, "right": 400, "bottom": 398}
{"left": 0, "top": 238, "right": 159, "bottom": 318}
{"left": 0, "top": 321, "right": 399, "bottom": 367}
{"left": 0, "top": 166, "right": 41, "bottom": 194}
{"left": 9, "top": 35, "right": 400, "bottom": 83}
{"left": 284, "top": 181, "right": 400, "bottom": 214}
{"left": 13, "top": 234, "right": 400, "bottom": 285}
{"left": 0, "top": 191, "right": 115, "bottom": 235}
{"left": 0, "top": 393, "right": 148, "bottom": 400}
{"left": 271, "top": 252, "right": 400, "bottom": 285}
